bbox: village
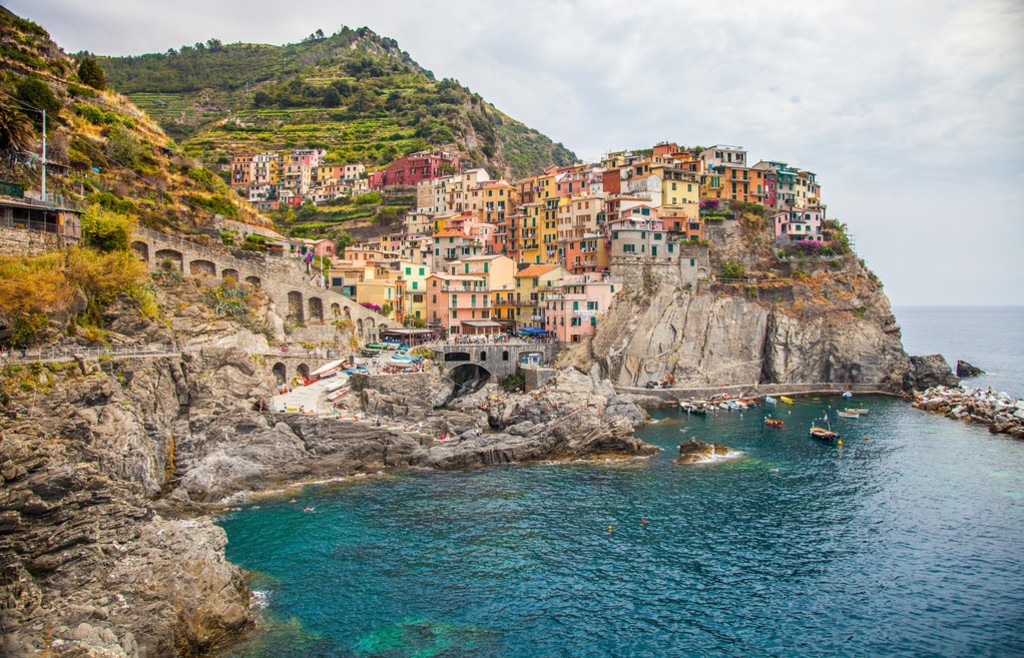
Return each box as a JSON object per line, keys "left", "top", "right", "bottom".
{"left": 221, "top": 141, "right": 829, "bottom": 341}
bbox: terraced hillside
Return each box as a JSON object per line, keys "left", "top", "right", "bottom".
{"left": 98, "top": 28, "right": 577, "bottom": 179}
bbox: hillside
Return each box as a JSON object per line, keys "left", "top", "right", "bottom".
{"left": 96, "top": 28, "right": 577, "bottom": 180}
{"left": 0, "top": 8, "right": 265, "bottom": 236}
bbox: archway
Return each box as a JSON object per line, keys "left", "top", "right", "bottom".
{"left": 444, "top": 351, "right": 471, "bottom": 362}
{"left": 296, "top": 363, "right": 310, "bottom": 382}
{"left": 222, "top": 268, "right": 239, "bottom": 283}
{"left": 272, "top": 362, "right": 287, "bottom": 384}
{"left": 131, "top": 241, "right": 149, "bottom": 263}
{"left": 331, "top": 303, "right": 341, "bottom": 318}
{"left": 154, "top": 248, "right": 183, "bottom": 271}
{"left": 448, "top": 363, "right": 492, "bottom": 397}
{"left": 357, "top": 318, "right": 364, "bottom": 338}
{"left": 245, "top": 275, "right": 261, "bottom": 288}
{"left": 344, "top": 306, "right": 351, "bottom": 322}
{"left": 308, "top": 297, "right": 324, "bottom": 323}
{"left": 189, "top": 259, "right": 216, "bottom": 277}
{"left": 287, "top": 291, "right": 304, "bottom": 324}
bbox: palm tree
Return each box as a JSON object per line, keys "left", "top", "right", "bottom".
{"left": 0, "top": 96, "right": 35, "bottom": 151}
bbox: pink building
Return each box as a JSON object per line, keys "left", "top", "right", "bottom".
{"left": 773, "top": 209, "right": 824, "bottom": 243}
{"left": 424, "top": 274, "right": 490, "bottom": 336}
{"left": 541, "top": 274, "right": 621, "bottom": 343}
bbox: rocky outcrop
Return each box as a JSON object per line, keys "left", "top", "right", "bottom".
{"left": 674, "top": 439, "right": 731, "bottom": 464}
{"left": 905, "top": 354, "right": 959, "bottom": 391}
{"left": 588, "top": 285, "right": 910, "bottom": 392}
{"left": 956, "top": 360, "right": 984, "bottom": 378}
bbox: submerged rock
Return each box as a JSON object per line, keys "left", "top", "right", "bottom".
{"left": 674, "top": 439, "right": 731, "bottom": 464}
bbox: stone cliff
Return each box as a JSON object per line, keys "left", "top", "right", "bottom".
{"left": 587, "top": 244, "right": 919, "bottom": 392}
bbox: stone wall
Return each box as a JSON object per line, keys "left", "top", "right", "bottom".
{"left": 610, "top": 243, "right": 710, "bottom": 292}
{"left": 0, "top": 226, "right": 76, "bottom": 257}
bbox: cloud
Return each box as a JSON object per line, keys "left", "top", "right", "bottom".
{"left": 6, "top": 0, "right": 1024, "bottom": 303}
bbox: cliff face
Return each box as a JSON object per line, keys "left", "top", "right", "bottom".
{"left": 589, "top": 255, "right": 911, "bottom": 392}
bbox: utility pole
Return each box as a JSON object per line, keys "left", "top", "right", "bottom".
{"left": 40, "top": 109, "right": 46, "bottom": 201}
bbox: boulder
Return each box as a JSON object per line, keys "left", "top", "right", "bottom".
{"left": 905, "top": 354, "right": 959, "bottom": 391}
{"left": 956, "top": 360, "right": 984, "bottom": 378}
{"left": 674, "top": 439, "right": 731, "bottom": 464}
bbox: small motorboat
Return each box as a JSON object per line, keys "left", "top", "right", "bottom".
{"left": 837, "top": 411, "right": 860, "bottom": 419}
{"left": 844, "top": 407, "right": 868, "bottom": 415}
{"left": 764, "top": 418, "right": 785, "bottom": 428}
{"left": 780, "top": 396, "right": 794, "bottom": 405}
{"left": 765, "top": 396, "right": 778, "bottom": 405}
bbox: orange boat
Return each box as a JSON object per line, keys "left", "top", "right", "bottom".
{"left": 764, "top": 418, "right": 785, "bottom": 428}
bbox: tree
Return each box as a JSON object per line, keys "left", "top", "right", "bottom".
{"left": 81, "top": 205, "right": 135, "bottom": 253}
{"left": 77, "top": 57, "right": 106, "bottom": 90}
{"left": 0, "top": 97, "right": 35, "bottom": 151}
{"left": 322, "top": 87, "right": 341, "bottom": 108}
{"left": 252, "top": 90, "right": 272, "bottom": 108}
{"left": 16, "top": 78, "right": 61, "bottom": 115}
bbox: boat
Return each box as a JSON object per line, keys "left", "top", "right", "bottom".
{"left": 324, "top": 378, "right": 348, "bottom": 394}
{"left": 765, "top": 396, "right": 778, "bottom": 405}
{"left": 809, "top": 413, "right": 840, "bottom": 441}
{"left": 764, "top": 418, "right": 785, "bottom": 428}
{"left": 844, "top": 407, "right": 868, "bottom": 415}
{"left": 326, "top": 387, "right": 349, "bottom": 401}
{"left": 837, "top": 411, "right": 860, "bottom": 419}
{"left": 842, "top": 390, "right": 853, "bottom": 399}
{"left": 780, "top": 396, "right": 794, "bottom": 405}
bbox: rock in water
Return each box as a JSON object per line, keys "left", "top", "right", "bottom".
{"left": 906, "top": 354, "right": 959, "bottom": 390}
{"left": 674, "top": 439, "right": 731, "bottom": 464}
{"left": 956, "top": 360, "right": 984, "bottom": 378}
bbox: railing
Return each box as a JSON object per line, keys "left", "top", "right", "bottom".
{"left": 0, "top": 343, "right": 179, "bottom": 365}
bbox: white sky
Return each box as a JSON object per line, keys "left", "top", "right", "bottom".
{"left": 8, "top": 0, "right": 1024, "bottom": 306}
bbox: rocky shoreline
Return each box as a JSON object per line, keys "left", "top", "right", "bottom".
{"left": 0, "top": 343, "right": 657, "bottom": 656}
{"left": 912, "top": 385, "right": 1024, "bottom": 440}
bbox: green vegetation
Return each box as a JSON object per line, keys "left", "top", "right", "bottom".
{"left": 81, "top": 205, "right": 135, "bottom": 252}
{"left": 719, "top": 261, "right": 747, "bottom": 281}
{"left": 77, "top": 57, "right": 106, "bottom": 89}
{"left": 97, "top": 26, "right": 575, "bottom": 178}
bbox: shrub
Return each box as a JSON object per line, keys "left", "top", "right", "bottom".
{"left": 81, "top": 205, "right": 135, "bottom": 252}
{"left": 16, "top": 77, "right": 60, "bottom": 115}
{"left": 719, "top": 261, "right": 746, "bottom": 280}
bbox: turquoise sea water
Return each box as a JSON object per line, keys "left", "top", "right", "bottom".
{"left": 217, "top": 306, "right": 1024, "bottom": 657}
{"left": 218, "top": 398, "right": 1024, "bottom": 657}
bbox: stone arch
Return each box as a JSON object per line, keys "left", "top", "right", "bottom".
{"left": 189, "top": 259, "right": 216, "bottom": 277}
{"left": 154, "top": 249, "right": 183, "bottom": 271}
{"left": 222, "top": 268, "right": 239, "bottom": 283}
{"left": 344, "top": 306, "right": 351, "bottom": 322}
{"left": 272, "top": 362, "right": 287, "bottom": 384}
{"left": 287, "top": 291, "right": 304, "bottom": 324}
{"left": 331, "top": 303, "right": 341, "bottom": 318}
{"left": 502, "top": 350, "right": 509, "bottom": 361}
{"left": 245, "top": 275, "right": 261, "bottom": 288}
{"left": 357, "top": 318, "right": 364, "bottom": 338}
{"left": 308, "top": 297, "right": 324, "bottom": 323}
{"left": 296, "top": 363, "right": 310, "bottom": 381}
{"left": 449, "top": 363, "right": 493, "bottom": 387}
{"left": 131, "top": 241, "right": 149, "bottom": 263}
{"left": 479, "top": 350, "right": 487, "bottom": 361}
{"left": 444, "top": 351, "right": 471, "bottom": 362}
{"left": 367, "top": 317, "right": 376, "bottom": 328}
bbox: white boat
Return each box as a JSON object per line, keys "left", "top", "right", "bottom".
{"left": 327, "top": 387, "right": 349, "bottom": 401}
{"left": 309, "top": 359, "right": 346, "bottom": 379}
{"left": 765, "top": 396, "right": 778, "bottom": 405}
{"left": 325, "top": 378, "right": 348, "bottom": 394}
{"left": 837, "top": 411, "right": 860, "bottom": 419}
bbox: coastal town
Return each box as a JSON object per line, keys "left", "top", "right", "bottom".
{"left": 220, "top": 142, "right": 829, "bottom": 341}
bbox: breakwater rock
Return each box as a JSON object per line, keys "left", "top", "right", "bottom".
{"left": 912, "top": 385, "right": 1024, "bottom": 440}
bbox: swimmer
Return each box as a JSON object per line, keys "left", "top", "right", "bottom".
{"left": 303, "top": 507, "right": 315, "bottom": 512}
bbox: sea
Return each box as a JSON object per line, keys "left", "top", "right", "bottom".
{"left": 216, "top": 306, "right": 1024, "bottom": 657}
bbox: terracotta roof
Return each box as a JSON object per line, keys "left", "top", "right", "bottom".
{"left": 516, "top": 264, "right": 560, "bottom": 278}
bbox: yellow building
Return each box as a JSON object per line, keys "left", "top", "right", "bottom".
{"left": 514, "top": 263, "right": 568, "bottom": 329}
{"left": 395, "top": 259, "right": 431, "bottom": 322}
